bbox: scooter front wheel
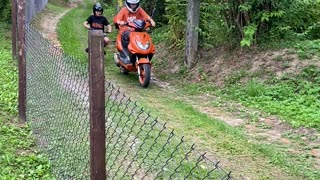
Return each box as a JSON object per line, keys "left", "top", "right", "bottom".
{"left": 139, "top": 64, "right": 151, "bottom": 88}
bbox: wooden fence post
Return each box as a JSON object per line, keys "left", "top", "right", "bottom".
{"left": 185, "top": 0, "right": 200, "bottom": 68}
{"left": 17, "top": 0, "right": 26, "bottom": 123}
{"left": 88, "top": 30, "right": 106, "bottom": 180}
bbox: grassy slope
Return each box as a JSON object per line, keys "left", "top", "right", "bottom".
{"left": 0, "top": 23, "right": 53, "bottom": 179}
{"left": 51, "top": 0, "right": 320, "bottom": 179}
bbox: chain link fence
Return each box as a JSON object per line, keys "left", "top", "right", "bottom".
{"left": 26, "top": 24, "right": 90, "bottom": 179}
{"left": 25, "top": 24, "right": 233, "bottom": 179}
{"left": 25, "top": 0, "right": 48, "bottom": 23}
{"left": 21, "top": 0, "right": 234, "bottom": 178}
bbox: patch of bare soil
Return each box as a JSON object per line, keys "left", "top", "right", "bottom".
{"left": 38, "top": 3, "right": 80, "bottom": 48}
{"left": 40, "top": 11, "right": 68, "bottom": 47}
{"left": 155, "top": 45, "right": 320, "bottom": 87}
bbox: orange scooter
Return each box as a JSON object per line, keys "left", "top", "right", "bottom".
{"left": 114, "top": 19, "right": 155, "bottom": 88}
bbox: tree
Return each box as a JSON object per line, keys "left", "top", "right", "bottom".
{"left": 0, "top": 0, "right": 12, "bottom": 23}
{"left": 220, "top": 0, "right": 320, "bottom": 47}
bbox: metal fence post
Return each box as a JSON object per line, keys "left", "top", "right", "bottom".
{"left": 88, "top": 30, "right": 106, "bottom": 180}
{"left": 17, "top": 0, "right": 26, "bottom": 123}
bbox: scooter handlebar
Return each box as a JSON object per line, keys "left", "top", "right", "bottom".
{"left": 126, "top": 20, "right": 152, "bottom": 30}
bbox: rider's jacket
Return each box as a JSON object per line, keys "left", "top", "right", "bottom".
{"left": 113, "top": 7, "right": 151, "bottom": 34}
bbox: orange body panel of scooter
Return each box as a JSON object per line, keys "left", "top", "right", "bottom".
{"left": 128, "top": 32, "right": 155, "bottom": 55}
{"left": 114, "top": 19, "right": 155, "bottom": 87}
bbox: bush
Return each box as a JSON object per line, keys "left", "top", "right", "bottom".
{"left": 0, "top": 0, "right": 11, "bottom": 23}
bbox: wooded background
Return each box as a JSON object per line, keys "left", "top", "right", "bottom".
{"left": 2, "top": 0, "right": 320, "bottom": 66}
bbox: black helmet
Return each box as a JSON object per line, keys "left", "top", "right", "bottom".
{"left": 93, "top": 3, "right": 103, "bottom": 15}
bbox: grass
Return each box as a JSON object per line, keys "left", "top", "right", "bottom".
{"left": 0, "top": 22, "right": 53, "bottom": 179}
{"left": 26, "top": 22, "right": 92, "bottom": 179}
{"left": 57, "top": 1, "right": 89, "bottom": 62}
{"left": 126, "top": 88, "right": 320, "bottom": 179}
{"left": 219, "top": 71, "right": 320, "bottom": 129}
{"left": 37, "top": 0, "right": 320, "bottom": 179}
{"left": 57, "top": 0, "right": 117, "bottom": 63}
{"left": 52, "top": 1, "right": 319, "bottom": 179}
{"left": 0, "top": 0, "right": 318, "bottom": 179}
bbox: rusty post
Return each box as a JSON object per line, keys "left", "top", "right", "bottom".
{"left": 88, "top": 30, "right": 106, "bottom": 180}
{"left": 17, "top": 0, "right": 26, "bottom": 123}
{"left": 185, "top": 0, "right": 200, "bottom": 68}
{"left": 12, "top": 0, "right": 18, "bottom": 60}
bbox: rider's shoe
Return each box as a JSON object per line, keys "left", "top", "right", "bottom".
{"left": 120, "top": 66, "right": 129, "bottom": 75}
{"left": 114, "top": 53, "right": 120, "bottom": 67}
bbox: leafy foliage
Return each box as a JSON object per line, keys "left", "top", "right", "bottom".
{"left": 164, "top": 0, "right": 187, "bottom": 47}
{"left": 220, "top": 0, "right": 320, "bottom": 47}
{"left": 0, "top": 24, "right": 17, "bottom": 114}
{"left": 0, "top": 121, "right": 53, "bottom": 179}
{"left": 163, "top": 0, "right": 228, "bottom": 48}
{"left": 161, "top": 0, "right": 320, "bottom": 48}
{"left": 140, "top": 0, "right": 167, "bottom": 24}
{"left": 0, "top": 0, "right": 11, "bottom": 23}
{"left": 221, "top": 65, "right": 320, "bottom": 129}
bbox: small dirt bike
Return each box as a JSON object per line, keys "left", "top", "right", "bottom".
{"left": 114, "top": 19, "right": 155, "bottom": 88}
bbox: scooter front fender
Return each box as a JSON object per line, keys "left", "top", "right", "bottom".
{"left": 136, "top": 58, "right": 151, "bottom": 66}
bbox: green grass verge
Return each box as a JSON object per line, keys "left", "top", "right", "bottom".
{"left": 57, "top": 0, "right": 97, "bottom": 62}
{"left": 0, "top": 22, "right": 53, "bottom": 179}
{"left": 126, "top": 87, "right": 320, "bottom": 179}
{"left": 220, "top": 76, "right": 320, "bottom": 129}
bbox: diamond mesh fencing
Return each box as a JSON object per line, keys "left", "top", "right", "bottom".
{"left": 104, "top": 85, "right": 233, "bottom": 179}
{"left": 26, "top": 24, "right": 90, "bottom": 179}
{"left": 25, "top": 23, "right": 233, "bottom": 179}
{"left": 25, "top": 0, "right": 48, "bottom": 24}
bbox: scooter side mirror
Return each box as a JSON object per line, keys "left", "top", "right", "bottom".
{"left": 151, "top": 8, "right": 156, "bottom": 19}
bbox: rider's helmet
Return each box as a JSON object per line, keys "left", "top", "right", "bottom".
{"left": 93, "top": 2, "right": 103, "bottom": 15}
{"left": 125, "top": 0, "right": 140, "bottom": 13}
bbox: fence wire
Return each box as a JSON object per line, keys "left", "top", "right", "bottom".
{"left": 25, "top": 24, "right": 233, "bottom": 179}
{"left": 25, "top": 0, "right": 48, "bottom": 24}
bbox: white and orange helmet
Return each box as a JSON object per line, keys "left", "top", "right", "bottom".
{"left": 125, "top": 0, "right": 140, "bottom": 13}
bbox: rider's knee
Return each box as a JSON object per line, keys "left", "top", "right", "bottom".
{"left": 122, "top": 31, "right": 130, "bottom": 41}
{"left": 104, "top": 37, "right": 109, "bottom": 46}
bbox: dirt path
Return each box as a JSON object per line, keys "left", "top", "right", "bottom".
{"left": 39, "top": 2, "right": 79, "bottom": 47}
{"left": 40, "top": 10, "right": 69, "bottom": 47}
{"left": 37, "top": 2, "right": 320, "bottom": 179}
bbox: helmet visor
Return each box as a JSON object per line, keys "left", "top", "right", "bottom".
{"left": 128, "top": 3, "right": 137, "bottom": 6}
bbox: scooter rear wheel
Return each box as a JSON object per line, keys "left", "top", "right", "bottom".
{"left": 139, "top": 64, "right": 151, "bottom": 88}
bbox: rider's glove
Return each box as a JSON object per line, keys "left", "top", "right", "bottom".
{"left": 117, "top": 21, "right": 125, "bottom": 26}
{"left": 149, "top": 18, "right": 156, "bottom": 27}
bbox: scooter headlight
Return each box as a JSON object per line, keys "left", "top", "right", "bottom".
{"left": 136, "top": 41, "right": 150, "bottom": 50}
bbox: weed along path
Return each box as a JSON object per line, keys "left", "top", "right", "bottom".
{"left": 35, "top": 1, "right": 320, "bottom": 179}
